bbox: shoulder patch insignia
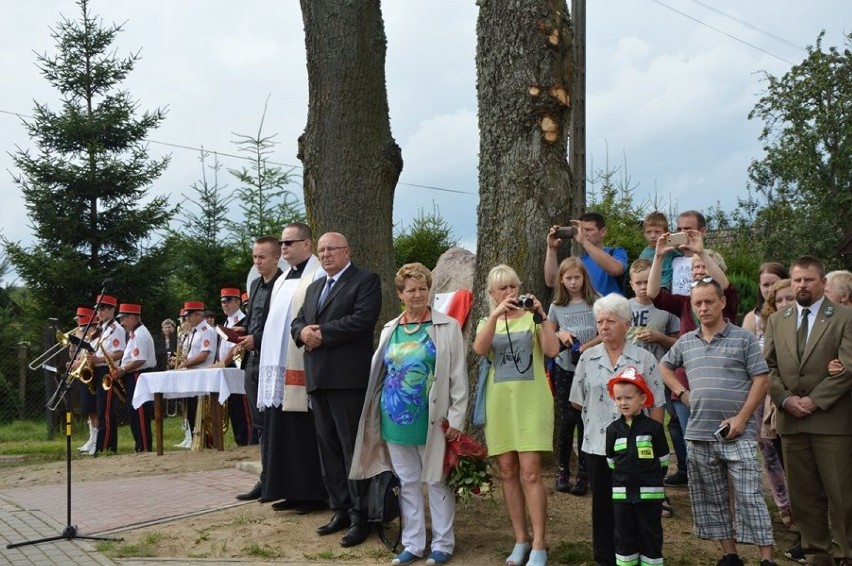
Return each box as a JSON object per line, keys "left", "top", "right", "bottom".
{"left": 203, "top": 339, "right": 210, "bottom": 347}
{"left": 112, "top": 338, "right": 120, "bottom": 347}
{"left": 133, "top": 347, "right": 139, "bottom": 357}
{"left": 825, "top": 306, "right": 834, "bottom": 317}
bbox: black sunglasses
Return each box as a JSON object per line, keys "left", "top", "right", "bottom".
{"left": 280, "top": 239, "right": 307, "bottom": 247}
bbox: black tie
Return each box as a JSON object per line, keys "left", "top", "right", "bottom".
{"left": 797, "top": 308, "right": 810, "bottom": 359}
{"left": 318, "top": 278, "right": 335, "bottom": 310}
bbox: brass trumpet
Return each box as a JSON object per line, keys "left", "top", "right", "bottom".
{"left": 99, "top": 341, "right": 126, "bottom": 404}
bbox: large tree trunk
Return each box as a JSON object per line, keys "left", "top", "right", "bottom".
{"left": 298, "top": 0, "right": 402, "bottom": 327}
{"left": 474, "top": 0, "right": 575, "bottom": 317}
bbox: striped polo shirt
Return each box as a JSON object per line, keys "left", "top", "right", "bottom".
{"left": 661, "top": 322, "right": 768, "bottom": 442}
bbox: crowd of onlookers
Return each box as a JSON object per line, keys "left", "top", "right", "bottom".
{"left": 212, "top": 214, "right": 848, "bottom": 566}
{"left": 467, "top": 209, "right": 849, "bottom": 566}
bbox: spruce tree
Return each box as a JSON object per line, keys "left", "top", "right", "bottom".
{"left": 3, "top": 0, "right": 173, "bottom": 323}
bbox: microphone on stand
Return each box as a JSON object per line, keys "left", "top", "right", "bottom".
{"left": 101, "top": 277, "right": 113, "bottom": 293}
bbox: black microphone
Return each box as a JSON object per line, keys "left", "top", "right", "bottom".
{"left": 101, "top": 278, "right": 113, "bottom": 292}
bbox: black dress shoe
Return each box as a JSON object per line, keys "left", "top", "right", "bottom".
{"left": 296, "top": 500, "right": 327, "bottom": 515}
{"left": 271, "top": 499, "right": 302, "bottom": 511}
{"left": 235, "top": 481, "right": 262, "bottom": 501}
{"left": 339, "top": 522, "right": 369, "bottom": 547}
{"left": 316, "top": 512, "right": 350, "bottom": 536}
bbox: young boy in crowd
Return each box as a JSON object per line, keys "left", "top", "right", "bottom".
{"left": 628, "top": 259, "right": 687, "bottom": 495}
{"left": 639, "top": 211, "right": 679, "bottom": 291}
{"left": 606, "top": 367, "right": 669, "bottom": 566}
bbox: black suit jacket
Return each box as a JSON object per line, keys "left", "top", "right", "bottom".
{"left": 291, "top": 263, "right": 382, "bottom": 392}
{"left": 241, "top": 268, "right": 283, "bottom": 368}
{"left": 155, "top": 333, "right": 178, "bottom": 371}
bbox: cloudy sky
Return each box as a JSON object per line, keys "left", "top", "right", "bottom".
{"left": 1, "top": 0, "right": 849, "bottom": 269}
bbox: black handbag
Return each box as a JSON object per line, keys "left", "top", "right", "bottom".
{"left": 367, "top": 470, "right": 401, "bottom": 551}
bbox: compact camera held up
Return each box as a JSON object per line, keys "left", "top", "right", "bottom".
{"left": 513, "top": 295, "right": 535, "bottom": 309}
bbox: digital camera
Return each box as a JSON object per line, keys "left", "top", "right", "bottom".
{"left": 514, "top": 295, "right": 535, "bottom": 309}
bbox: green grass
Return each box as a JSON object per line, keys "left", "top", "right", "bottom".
{"left": 229, "top": 513, "right": 263, "bottom": 526}
{"left": 0, "top": 415, "right": 234, "bottom": 465}
{"left": 96, "top": 531, "right": 167, "bottom": 558}
{"left": 550, "top": 540, "right": 595, "bottom": 564}
{"left": 303, "top": 549, "right": 356, "bottom": 560}
{"left": 242, "top": 542, "right": 281, "bottom": 559}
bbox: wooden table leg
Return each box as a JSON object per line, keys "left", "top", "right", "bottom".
{"left": 211, "top": 400, "right": 223, "bottom": 451}
{"left": 154, "top": 392, "right": 163, "bottom": 456}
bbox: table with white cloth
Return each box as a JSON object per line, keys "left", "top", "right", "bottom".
{"left": 134, "top": 367, "right": 245, "bottom": 455}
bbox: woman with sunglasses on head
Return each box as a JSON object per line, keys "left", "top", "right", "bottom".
{"left": 472, "top": 264, "right": 559, "bottom": 566}
{"left": 644, "top": 231, "right": 739, "bottom": 484}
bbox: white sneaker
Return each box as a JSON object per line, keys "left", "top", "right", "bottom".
{"left": 78, "top": 423, "right": 94, "bottom": 452}
{"left": 84, "top": 429, "right": 98, "bottom": 456}
{"left": 176, "top": 427, "right": 192, "bottom": 449}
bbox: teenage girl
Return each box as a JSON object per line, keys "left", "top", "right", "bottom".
{"left": 547, "top": 257, "right": 600, "bottom": 496}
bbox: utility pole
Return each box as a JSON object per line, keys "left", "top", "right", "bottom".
{"left": 570, "top": 0, "right": 586, "bottom": 217}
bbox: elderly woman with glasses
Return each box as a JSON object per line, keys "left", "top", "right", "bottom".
{"left": 569, "top": 293, "right": 665, "bottom": 566}
{"left": 351, "top": 263, "right": 468, "bottom": 566}
{"left": 472, "top": 264, "right": 559, "bottom": 566}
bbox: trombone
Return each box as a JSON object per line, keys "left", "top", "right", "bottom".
{"left": 29, "top": 328, "right": 77, "bottom": 370}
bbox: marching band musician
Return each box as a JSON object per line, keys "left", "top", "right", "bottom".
{"left": 89, "top": 294, "right": 126, "bottom": 456}
{"left": 215, "top": 287, "right": 254, "bottom": 446}
{"left": 113, "top": 304, "right": 156, "bottom": 452}
{"left": 173, "top": 308, "right": 194, "bottom": 449}
{"left": 70, "top": 306, "right": 98, "bottom": 454}
{"left": 179, "top": 301, "right": 218, "bottom": 449}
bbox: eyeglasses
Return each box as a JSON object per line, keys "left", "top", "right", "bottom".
{"left": 690, "top": 276, "right": 715, "bottom": 288}
{"left": 280, "top": 239, "right": 307, "bottom": 247}
{"left": 317, "top": 245, "right": 347, "bottom": 254}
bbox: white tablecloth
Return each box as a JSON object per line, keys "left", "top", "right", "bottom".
{"left": 132, "top": 367, "right": 245, "bottom": 408}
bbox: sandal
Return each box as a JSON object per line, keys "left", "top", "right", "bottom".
{"left": 661, "top": 498, "right": 675, "bottom": 519}
{"left": 526, "top": 548, "right": 547, "bottom": 566}
{"left": 506, "top": 542, "right": 531, "bottom": 566}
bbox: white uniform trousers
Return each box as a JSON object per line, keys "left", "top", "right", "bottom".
{"left": 387, "top": 442, "right": 456, "bottom": 556}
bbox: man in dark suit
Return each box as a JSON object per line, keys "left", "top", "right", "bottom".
{"left": 292, "top": 232, "right": 381, "bottom": 548}
{"left": 234, "top": 236, "right": 283, "bottom": 500}
{"left": 765, "top": 255, "right": 852, "bottom": 566}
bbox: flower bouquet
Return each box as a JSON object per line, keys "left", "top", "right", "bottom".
{"left": 442, "top": 421, "right": 493, "bottom": 505}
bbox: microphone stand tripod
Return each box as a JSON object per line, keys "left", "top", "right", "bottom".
{"left": 7, "top": 287, "right": 123, "bottom": 550}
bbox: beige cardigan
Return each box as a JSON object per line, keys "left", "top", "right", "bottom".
{"left": 350, "top": 309, "right": 468, "bottom": 482}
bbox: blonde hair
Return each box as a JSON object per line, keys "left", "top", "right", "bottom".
{"left": 395, "top": 262, "right": 432, "bottom": 292}
{"left": 486, "top": 264, "right": 521, "bottom": 311}
{"left": 643, "top": 211, "right": 669, "bottom": 231}
{"left": 761, "top": 279, "right": 791, "bottom": 319}
{"left": 826, "top": 270, "right": 852, "bottom": 303}
{"left": 552, "top": 257, "right": 599, "bottom": 307}
{"left": 691, "top": 249, "right": 728, "bottom": 272}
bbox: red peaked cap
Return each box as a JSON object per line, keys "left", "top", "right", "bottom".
{"left": 183, "top": 301, "right": 205, "bottom": 313}
{"left": 607, "top": 365, "right": 655, "bottom": 408}
{"left": 116, "top": 303, "right": 142, "bottom": 317}
{"left": 75, "top": 306, "right": 94, "bottom": 318}
{"left": 220, "top": 287, "right": 241, "bottom": 301}
{"left": 77, "top": 315, "right": 93, "bottom": 326}
{"left": 94, "top": 294, "right": 118, "bottom": 307}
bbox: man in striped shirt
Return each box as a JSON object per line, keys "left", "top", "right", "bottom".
{"left": 660, "top": 278, "right": 776, "bottom": 566}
